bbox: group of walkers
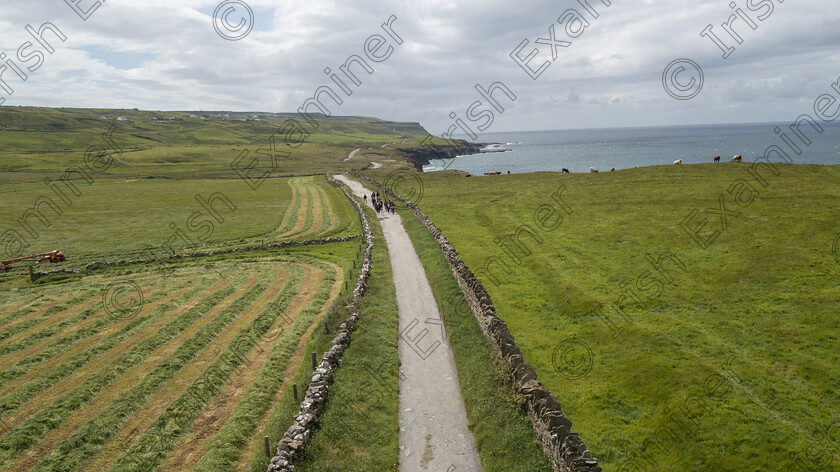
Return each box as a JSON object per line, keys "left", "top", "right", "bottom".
{"left": 364, "top": 192, "right": 396, "bottom": 214}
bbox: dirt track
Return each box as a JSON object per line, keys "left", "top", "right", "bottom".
{"left": 334, "top": 175, "right": 481, "bottom": 472}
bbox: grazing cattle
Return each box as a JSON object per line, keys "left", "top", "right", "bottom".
{"left": 610, "top": 167, "right": 615, "bottom": 172}
{"left": 732, "top": 155, "right": 742, "bottom": 162}
{"left": 483, "top": 171, "right": 502, "bottom": 176}
{"left": 714, "top": 155, "right": 720, "bottom": 162}
{"left": 590, "top": 167, "right": 598, "bottom": 173}
{"left": 562, "top": 168, "right": 570, "bottom": 173}
{"left": 673, "top": 159, "right": 682, "bottom": 165}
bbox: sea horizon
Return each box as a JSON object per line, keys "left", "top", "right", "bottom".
{"left": 425, "top": 121, "right": 840, "bottom": 174}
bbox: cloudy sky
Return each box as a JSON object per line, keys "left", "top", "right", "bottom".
{"left": 2, "top": 0, "right": 839, "bottom": 134}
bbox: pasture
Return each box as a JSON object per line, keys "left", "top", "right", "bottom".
{"left": 368, "top": 163, "right": 840, "bottom": 471}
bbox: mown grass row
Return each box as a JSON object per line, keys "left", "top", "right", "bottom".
{"left": 189, "top": 260, "right": 338, "bottom": 471}
{"left": 19, "top": 268, "right": 279, "bottom": 472}
{"left": 0, "top": 292, "right": 100, "bottom": 352}
{"left": 0, "top": 279, "right": 210, "bottom": 424}
{"left": 0, "top": 295, "right": 85, "bottom": 341}
{"left": 289, "top": 192, "right": 401, "bottom": 472}
{"left": 0, "top": 270, "right": 260, "bottom": 470}
{"left": 0, "top": 267, "right": 227, "bottom": 388}
{"left": 93, "top": 264, "right": 307, "bottom": 472}
{"left": 280, "top": 179, "right": 320, "bottom": 240}
{"left": 276, "top": 176, "right": 359, "bottom": 242}
{"left": 0, "top": 280, "right": 173, "bottom": 374}
{"left": 276, "top": 177, "right": 308, "bottom": 238}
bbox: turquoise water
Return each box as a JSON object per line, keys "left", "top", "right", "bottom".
{"left": 423, "top": 122, "right": 840, "bottom": 174}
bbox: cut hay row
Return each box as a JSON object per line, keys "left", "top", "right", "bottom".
{"left": 0, "top": 266, "right": 226, "bottom": 386}
{"left": 18, "top": 262, "right": 307, "bottom": 472}
{"left": 0, "top": 281, "right": 161, "bottom": 364}
{"left": 233, "top": 261, "right": 342, "bottom": 472}
{"left": 296, "top": 181, "right": 336, "bottom": 239}
{"left": 0, "top": 270, "right": 267, "bottom": 470}
{"left": 0, "top": 282, "right": 171, "bottom": 389}
{"left": 276, "top": 177, "right": 308, "bottom": 238}
{"left": 0, "top": 297, "right": 102, "bottom": 349}
{"left": 0, "top": 298, "right": 68, "bottom": 338}
{"left": 157, "top": 263, "right": 334, "bottom": 472}
{"left": 0, "top": 269, "right": 196, "bottom": 335}
{"left": 276, "top": 176, "right": 343, "bottom": 241}
{"left": 277, "top": 179, "right": 317, "bottom": 239}
{"left": 92, "top": 264, "right": 310, "bottom": 472}
{"left": 0, "top": 280, "right": 219, "bottom": 432}
{"left": 275, "top": 177, "right": 304, "bottom": 237}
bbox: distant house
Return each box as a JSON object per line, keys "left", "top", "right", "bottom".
{"left": 189, "top": 115, "right": 198, "bottom": 118}
{"left": 149, "top": 117, "right": 158, "bottom": 121}
{"left": 100, "top": 116, "right": 111, "bottom": 120}
{"left": 116, "top": 116, "right": 128, "bottom": 122}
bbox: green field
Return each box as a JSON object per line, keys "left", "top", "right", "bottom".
{"left": 0, "top": 106, "right": 409, "bottom": 471}
{"left": 366, "top": 164, "right": 840, "bottom": 471}
{"left": 5, "top": 104, "right": 840, "bottom": 471}
{"left": 0, "top": 246, "right": 359, "bottom": 472}
{"left": 0, "top": 107, "right": 432, "bottom": 183}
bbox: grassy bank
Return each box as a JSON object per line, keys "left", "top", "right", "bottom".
{"left": 397, "top": 198, "right": 553, "bottom": 471}
{"left": 289, "top": 195, "right": 401, "bottom": 472}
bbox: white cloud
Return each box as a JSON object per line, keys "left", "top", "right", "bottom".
{"left": 0, "top": 0, "right": 838, "bottom": 132}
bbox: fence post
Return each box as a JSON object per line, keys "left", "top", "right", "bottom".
{"left": 264, "top": 436, "right": 271, "bottom": 457}
{"left": 311, "top": 352, "right": 317, "bottom": 370}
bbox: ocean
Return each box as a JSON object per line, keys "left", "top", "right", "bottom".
{"left": 422, "top": 122, "right": 840, "bottom": 174}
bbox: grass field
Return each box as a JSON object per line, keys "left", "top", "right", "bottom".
{"left": 0, "top": 241, "right": 364, "bottom": 472}
{"left": 0, "top": 174, "right": 361, "bottom": 276}
{"left": 0, "top": 105, "right": 404, "bottom": 471}
{"left": 367, "top": 163, "right": 840, "bottom": 471}
{"left": 0, "top": 107, "right": 432, "bottom": 182}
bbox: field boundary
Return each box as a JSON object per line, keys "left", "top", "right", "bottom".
{"left": 264, "top": 175, "right": 373, "bottom": 471}
{"left": 29, "top": 235, "right": 362, "bottom": 280}
{"left": 352, "top": 171, "right": 601, "bottom": 472}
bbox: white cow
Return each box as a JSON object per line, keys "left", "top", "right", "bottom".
{"left": 673, "top": 159, "right": 682, "bottom": 165}
{"left": 589, "top": 167, "right": 598, "bottom": 173}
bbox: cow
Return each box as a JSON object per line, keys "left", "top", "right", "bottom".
{"left": 561, "top": 168, "right": 570, "bottom": 173}
{"left": 732, "top": 155, "right": 742, "bottom": 162}
{"left": 610, "top": 167, "right": 615, "bottom": 172}
{"left": 714, "top": 155, "right": 720, "bottom": 162}
{"left": 673, "top": 159, "right": 682, "bottom": 165}
{"left": 590, "top": 167, "right": 598, "bottom": 173}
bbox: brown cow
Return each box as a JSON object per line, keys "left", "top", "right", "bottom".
{"left": 732, "top": 155, "right": 742, "bottom": 162}
{"left": 714, "top": 155, "right": 720, "bottom": 162}
{"left": 562, "top": 168, "right": 570, "bottom": 173}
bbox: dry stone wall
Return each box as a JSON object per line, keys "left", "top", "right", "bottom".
{"left": 265, "top": 175, "right": 373, "bottom": 471}
{"left": 28, "top": 235, "right": 362, "bottom": 281}
{"left": 352, "top": 171, "right": 601, "bottom": 472}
